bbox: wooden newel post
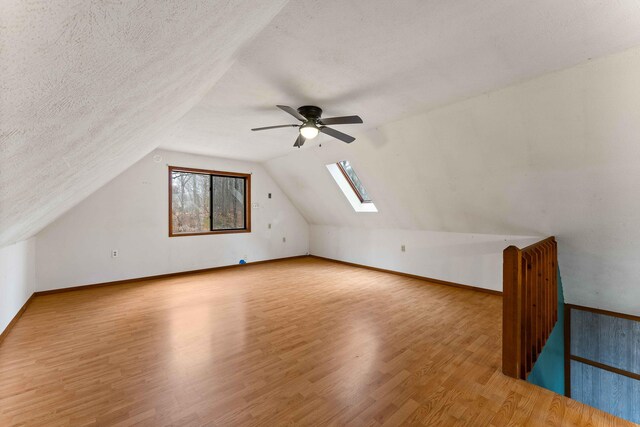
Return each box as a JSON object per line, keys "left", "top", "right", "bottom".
{"left": 502, "top": 245, "right": 522, "bottom": 378}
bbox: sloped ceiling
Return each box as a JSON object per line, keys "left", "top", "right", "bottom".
{"left": 4, "top": 0, "right": 640, "bottom": 248}
{"left": 0, "top": 0, "right": 287, "bottom": 246}
{"left": 157, "top": 0, "right": 640, "bottom": 161}
{"left": 3, "top": 1, "right": 640, "bottom": 314}
{"left": 264, "top": 45, "right": 640, "bottom": 315}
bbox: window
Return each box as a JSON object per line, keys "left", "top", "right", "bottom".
{"left": 169, "top": 166, "right": 250, "bottom": 236}
{"left": 337, "top": 160, "right": 371, "bottom": 203}
{"left": 327, "top": 161, "right": 377, "bottom": 212}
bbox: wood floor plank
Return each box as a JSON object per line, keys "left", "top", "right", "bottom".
{"left": 0, "top": 257, "right": 632, "bottom": 426}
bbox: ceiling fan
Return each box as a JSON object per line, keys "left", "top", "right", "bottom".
{"left": 251, "top": 105, "right": 363, "bottom": 148}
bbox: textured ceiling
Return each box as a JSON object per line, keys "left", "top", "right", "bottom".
{"left": 4, "top": 0, "right": 640, "bottom": 249}
{"left": 158, "top": 0, "right": 640, "bottom": 161}
{"left": 0, "top": 0, "right": 287, "bottom": 246}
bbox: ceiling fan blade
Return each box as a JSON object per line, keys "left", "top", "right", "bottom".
{"left": 320, "top": 126, "right": 355, "bottom": 143}
{"left": 251, "top": 124, "right": 298, "bottom": 131}
{"left": 294, "top": 134, "right": 306, "bottom": 148}
{"left": 318, "top": 115, "right": 363, "bottom": 125}
{"left": 277, "top": 105, "right": 306, "bottom": 121}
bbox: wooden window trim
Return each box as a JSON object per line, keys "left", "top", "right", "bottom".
{"left": 336, "top": 161, "right": 372, "bottom": 204}
{"left": 168, "top": 166, "right": 251, "bottom": 237}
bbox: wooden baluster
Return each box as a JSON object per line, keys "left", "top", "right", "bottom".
{"left": 549, "top": 241, "right": 558, "bottom": 333}
{"left": 528, "top": 248, "right": 535, "bottom": 367}
{"left": 520, "top": 254, "right": 528, "bottom": 378}
{"left": 544, "top": 242, "right": 550, "bottom": 340}
{"left": 553, "top": 240, "right": 558, "bottom": 323}
{"left": 544, "top": 245, "right": 548, "bottom": 339}
{"left": 524, "top": 252, "right": 533, "bottom": 375}
{"left": 531, "top": 248, "right": 538, "bottom": 362}
{"left": 548, "top": 242, "right": 553, "bottom": 335}
{"left": 536, "top": 247, "right": 542, "bottom": 357}
{"left": 548, "top": 242, "right": 553, "bottom": 329}
{"left": 536, "top": 246, "right": 545, "bottom": 359}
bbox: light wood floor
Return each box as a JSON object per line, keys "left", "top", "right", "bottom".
{"left": 0, "top": 257, "right": 632, "bottom": 426}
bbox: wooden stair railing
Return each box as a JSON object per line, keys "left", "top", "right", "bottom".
{"left": 502, "top": 236, "right": 558, "bottom": 379}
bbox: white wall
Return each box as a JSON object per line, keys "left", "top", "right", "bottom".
{"left": 311, "top": 225, "right": 539, "bottom": 292}
{"left": 266, "top": 46, "right": 640, "bottom": 315}
{"left": 0, "top": 238, "right": 36, "bottom": 334}
{"left": 35, "top": 150, "right": 309, "bottom": 291}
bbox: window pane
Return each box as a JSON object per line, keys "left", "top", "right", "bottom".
{"left": 212, "top": 176, "right": 245, "bottom": 230}
{"left": 338, "top": 160, "right": 371, "bottom": 202}
{"left": 171, "top": 171, "right": 211, "bottom": 233}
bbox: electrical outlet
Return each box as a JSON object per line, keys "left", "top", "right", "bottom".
{"left": 401, "top": 245, "right": 406, "bottom": 252}
{"left": 111, "top": 249, "right": 119, "bottom": 258}
{"left": 282, "top": 237, "right": 286, "bottom": 243}
{"left": 268, "top": 193, "right": 272, "bottom": 199}
{"left": 252, "top": 202, "right": 259, "bottom": 209}
{"left": 268, "top": 223, "right": 272, "bottom": 229}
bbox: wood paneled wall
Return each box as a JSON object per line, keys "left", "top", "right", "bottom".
{"left": 570, "top": 361, "right": 639, "bottom": 423}
{"left": 566, "top": 305, "right": 640, "bottom": 424}
{"left": 502, "top": 236, "right": 558, "bottom": 379}
{"left": 571, "top": 308, "right": 640, "bottom": 374}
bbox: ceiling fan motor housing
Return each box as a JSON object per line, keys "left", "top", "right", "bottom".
{"left": 297, "top": 105, "right": 323, "bottom": 121}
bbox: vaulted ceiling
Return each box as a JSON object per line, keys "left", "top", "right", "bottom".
{"left": 3, "top": 0, "right": 640, "bottom": 258}
{"left": 263, "top": 44, "right": 640, "bottom": 314}
{"left": 157, "top": 0, "right": 640, "bottom": 160}
{"left": 0, "top": 0, "right": 287, "bottom": 246}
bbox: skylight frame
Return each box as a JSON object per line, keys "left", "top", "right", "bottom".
{"left": 336, "top": 160, "right": 372, "bottom": 203}
{"left": 326, "top": 161, "right": 378, "bottom": 213}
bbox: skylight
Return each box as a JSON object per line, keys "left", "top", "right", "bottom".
{"left": 337, "top": 160, "right": 371, "bottom": 203}
{"left": 326, "top": 161, "right": 378, "bottom": 212}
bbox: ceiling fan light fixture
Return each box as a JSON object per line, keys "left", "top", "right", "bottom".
{"left": 300, "top": 122, "right": 319, "bottom": 139}
{"left": 251, "top": 105, "right": 361, "bottom": 146}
